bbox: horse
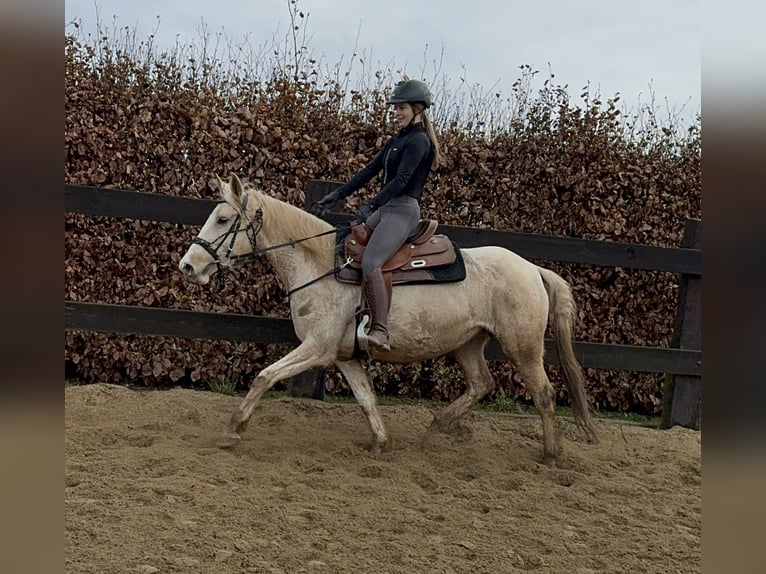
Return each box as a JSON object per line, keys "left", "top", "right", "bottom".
{"left": 178, "top": 174, "right": 599, "bottom": 466}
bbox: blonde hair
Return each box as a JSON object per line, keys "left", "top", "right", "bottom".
{"left": 411, "top": 103, "right": 442, "bottom": 168}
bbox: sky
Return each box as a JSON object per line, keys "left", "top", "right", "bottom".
{"left": 65, "top": 0, "right": 702, "bottom": 124}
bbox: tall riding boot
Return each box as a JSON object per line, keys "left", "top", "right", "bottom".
{"left": 362, "top": 268, "right": 391, "bottom": 352}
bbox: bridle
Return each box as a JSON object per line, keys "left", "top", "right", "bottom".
{"left": 192, "top": 192, "right": 353, "bottom": 296}
{"left": 191, "top": 192, "right": 263, "bottom": 276}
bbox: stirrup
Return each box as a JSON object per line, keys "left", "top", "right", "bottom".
{"left": 356, "top": 314, "right": 370, "bottom": 352}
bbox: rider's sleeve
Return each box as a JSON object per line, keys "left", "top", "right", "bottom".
{"left": 334, "top": 142, "right": 389, "bottom": 199}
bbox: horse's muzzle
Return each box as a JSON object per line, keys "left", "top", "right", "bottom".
{"left": 178, "top": 253, "right": 212, "bottom": 285}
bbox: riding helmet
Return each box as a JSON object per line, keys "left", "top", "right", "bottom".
{"left": 386, "top": 79, "right": 433, "bottom": 108}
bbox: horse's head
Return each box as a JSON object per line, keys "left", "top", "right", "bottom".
{"left": 179, "top": 173, "right": 263, "bottom": 285}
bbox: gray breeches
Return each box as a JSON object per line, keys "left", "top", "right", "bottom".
{"left": 362, "top": 195, "right": 420, "bottom": 276}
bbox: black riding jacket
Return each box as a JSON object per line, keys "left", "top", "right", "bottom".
{"left": 335, "top": 123, "right": 434, "bottom": 210}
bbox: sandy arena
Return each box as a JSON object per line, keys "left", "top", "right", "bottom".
{"left": 65, "top": 383, "right": 701, "bottom": 573}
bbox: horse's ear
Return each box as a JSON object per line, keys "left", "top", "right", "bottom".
{"left": 214, "top": 174, "right": 227, "bottom": 200}
{"left": 230, "top": 173, "right": 244, "bottom": 202}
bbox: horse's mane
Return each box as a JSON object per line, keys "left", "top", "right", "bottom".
{"left": 244, "top": 184, "right": 336, "bottom": 268}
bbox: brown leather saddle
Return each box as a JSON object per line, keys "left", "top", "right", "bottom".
{"left": 335, "top": 219, "right": 465, "bottom": 286}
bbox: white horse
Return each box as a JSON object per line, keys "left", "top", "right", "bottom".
{"left": 179, "top": 174, "right": 598, "bottom": 466}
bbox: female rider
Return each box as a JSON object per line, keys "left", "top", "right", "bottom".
{"left": 317, "top": 79, "right": 441, "bottom": 352}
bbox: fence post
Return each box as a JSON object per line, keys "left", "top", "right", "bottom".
{"left": 284, "top": 179, "right": 344, "bottom": 400}
{"left": 660, "top": 218, "right": 701, "bottom": 429}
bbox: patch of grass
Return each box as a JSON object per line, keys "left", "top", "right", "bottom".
{"left": 477, "top": 394, "right": 660, "bottom": 426}
{"left": 206, "top": 380, "right": 238, "bottom": 396}
{"left": 324, "top": 393, "right": 451, "bottom": 409}
{"left": 262, "top": 390, "right": 289, "bottom": 401}
{"left": 592, "top": 410, "right": 660, "bottom": 427}
{"left": 478, "top": 394, "right": 528, "bottom": 414}
{"left": 209, "top": 387, "right": 661, "bottom": 426}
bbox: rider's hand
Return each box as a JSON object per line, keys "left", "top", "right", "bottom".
{"left": 316, "top": 189, "right": 344, "bottom": 214}
{"left": 353, "top": 202, "right": 373, "bottom": 223}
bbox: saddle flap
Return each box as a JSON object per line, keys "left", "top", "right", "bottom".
{"left": 345, "top": 238, "right": 366, "bottom": 262}
{"left": 397, "top": 235, "right": 455, "bottom": 270}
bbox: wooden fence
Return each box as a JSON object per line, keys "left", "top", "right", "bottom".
{"left": 64, "top": 181, "right": 702, "bottom": 428}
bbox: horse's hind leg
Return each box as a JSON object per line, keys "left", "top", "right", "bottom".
{"left": 218, "top": 339, "right": 331, "bottom": 448}
{"left": 335, "top": 360, "right": 390, "bottom": 456}
{"left": 430, "top": 334, "right": 495, "bottom": 434}
{"left": 512, "top": 355, "right": 561, "bottom": 467}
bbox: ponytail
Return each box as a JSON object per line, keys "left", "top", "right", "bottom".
{"left": 412, "top": 103, "right": 442, "bottom": 168}
{"left": 421, "top": 111, "right": 441, "bottom": 168}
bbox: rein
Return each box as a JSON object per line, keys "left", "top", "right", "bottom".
{"left": 193, "top": 192, "right": 352, "bottom": 296}
{"left": 285, "top": 256, "right": 354, "bottom": 298}
{"left": 234, "top": 225, "right": 354, "bottom": 297}
{"left": 233, "top": 226, "right": 340, "bottom": 262}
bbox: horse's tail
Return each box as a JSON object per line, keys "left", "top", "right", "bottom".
{"left": 537, "top": 267, "right": 599, "bottom": 443}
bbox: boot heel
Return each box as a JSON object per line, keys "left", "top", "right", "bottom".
{"left": 367, "top": 329, "right": 390, "bottom": 352}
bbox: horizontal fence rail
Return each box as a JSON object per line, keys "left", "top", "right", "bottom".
{"left": 65, "top": 302, "right": 701, "bottom": 377}
{"left": 65, "top": 185, "right": 701, "bottom": 275}
{"left": 64, "top": 183, "right": 702, "bottom": 382}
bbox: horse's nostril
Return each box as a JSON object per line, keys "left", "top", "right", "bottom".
{"left": 182, "top": 263, "right": 194, "bottom": 276}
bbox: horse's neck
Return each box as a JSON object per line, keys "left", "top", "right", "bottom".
{"left": 263, "top": 245, "right": 319, "bottom": 292}
{"left": 256, "top": 197, "right": 333, "bottom": 291}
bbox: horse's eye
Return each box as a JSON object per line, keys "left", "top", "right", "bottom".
{"left": 217, "top": 217, "right": 229, "bottom": 225}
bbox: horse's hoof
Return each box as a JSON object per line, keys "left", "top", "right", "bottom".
{"left": 430, "top": 418, "right": 471, "bottom": 439}
{"left": 368, "top": 437, "right": 391, "bottom": 458}
{"left": 428, "top": 419, "right": 445, "bottom": 434}
{"left": 216, "top": 433, "right": 241, "bottom": 449}
{"left": 542, "top": 454, "right": 558, "bottom": 468}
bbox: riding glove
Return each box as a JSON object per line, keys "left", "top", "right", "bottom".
{"left": 354, "top": 202, "right": 374, "bottom": 223}
{"left": 316, "top": 188, "right": 345, "bottom": 214}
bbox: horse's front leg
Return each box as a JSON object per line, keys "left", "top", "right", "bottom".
{"left": 217, "top": 339, "right": 331, "bottom": 448}
{"left": 335, "top": 360, "right": 390, "bottom": 456}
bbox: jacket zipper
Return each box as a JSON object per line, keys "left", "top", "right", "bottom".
{"left": 383, "top": 146, "right": 394, "bottom": 184}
